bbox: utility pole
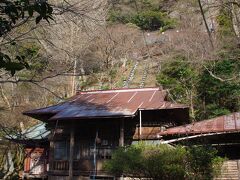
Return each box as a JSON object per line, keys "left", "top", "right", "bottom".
{"left": 71, "top": 58, "right": 77, "bottom": 96}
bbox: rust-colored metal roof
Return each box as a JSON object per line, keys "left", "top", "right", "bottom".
{"left": 158, "top": 112, "right": 240, "bottom": 136}
{"left": 23, "top": 87, "right": 188, "bottom": 120}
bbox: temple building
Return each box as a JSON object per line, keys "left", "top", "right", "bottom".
{"left": 22, "top": 87, "right": 189, "bottom": 179}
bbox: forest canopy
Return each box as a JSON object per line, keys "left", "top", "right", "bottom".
{"left": 157, "top": 50, "right": 240, "bottom": 120}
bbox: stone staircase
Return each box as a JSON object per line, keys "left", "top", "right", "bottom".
{"left": 139, "top": 60, "right": 149, "bottom": 88}
{"left": 214, "top": 160, "right": 240, "bottom": 180}
{"left": 123, "top": 58, "right": 154, "bottom": 88}
{"left": 123, "top": 61, "right": 139, "bottom": 88}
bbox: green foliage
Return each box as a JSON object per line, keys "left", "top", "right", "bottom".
{"left": 156, "top": 56, "right": 198, "bottom": 104}
{"left": 156, "top": 52, "right": 240, "bottom": 120}
{"left": 111, "top": 0, "right": 162, "bottom": 12}
{"left": 187, "top": 146, "right": 219, "bottom": 179}
{"left": 0, "top": 43, "right": 47, "bottom": 77}
{"left": 0, "top": 0, "right": 53, "bottom": 75}
{"left": 108, "top": 0, "right": 175, "bottom": 31}
{"left": 100, "top": 84, "right": 110, "bottom": 90}
{"left": 109, "top": 69, "right": 117, "bottom": 80}
{"left": 108, "top": 10, "right": 131, "bottom": 24}
{"left": 104, "top": 143, "right": 224, "bottom": 180}
{"left": 20, "top": 44, "right": 48, "bottom": 74}
{"left": 130, "top": 11, "right": 172, "bottom": 31}
{"left": 0, "top": 0, "right": 53, "bottom": 37}
{"left": 203, "top": 104, "right": 231, "bottom": 119}
{"left": 115, "top": 76, "right": 126, "bottom": 88}
{"left": 144, "top": 145, "right": 186, "bottom": 179}
{"left": 104, "top": 144, "right": 143, "bottom": 177}
{"left": 198, "top": 58, "right": 240, "bottom": 119}
{"left": 212, "top": 156, "right": 226, "bottom": 177}
{"left": 0, "top": 52, "right": 29, "bottom": 76}
{"left": 109, "top": 10, "right": 174, "bottom": 31}
{"left": 217, "top": 7, "right": 234, "bottom": 37}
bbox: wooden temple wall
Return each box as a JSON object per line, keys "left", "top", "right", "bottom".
{"left": 47, "top": 119, "right": 126, "bottom": 179}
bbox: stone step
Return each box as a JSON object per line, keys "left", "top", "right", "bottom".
{"left": 221, "top": 168, "right": 239, "bottom": 170}
{"left": 214, "top": 178, "right": 239, "bottom": 180}
{"left": 222, "top": 164, "right": 238, "bottom": 166}
{"left": 220, "top": 171, "right": 239, "bottom": 173}
{"left": 223, "top": 163, "right": 238, "bottom": 165}
{"left": 222, "top": 169, "right": 238, "bottom": 171}
{"left": 221, "top": 170, "right": 239, "bottom": 172}
{"left": 215, "top": 160, "right": 240, "bottom": 180}
{"left": 124, "top": 61, "right": 139, "bottom": 87}
{"left": 139, "top": 61, "right": 149, "bottom": 88}
{"left": 222, "top": 167, "right": 238, "bottom": 170}
{"left": 220, "top": 172, "right": 239, "bottom": 174}
{"left": 219, "top": 174, "right": 239, "bottom": 177}
{"left": 222, "top": 164, "right": 238, "bottom": 167}
{"left": 216, "top": 175, "right": 239, "bottom": 178}
{"left": 215, "top": 178, "right": 239, "bottom": 179}
{"left": 222, "top": 163, "right": 238, "bottom": 165}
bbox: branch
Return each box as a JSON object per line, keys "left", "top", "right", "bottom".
{"left": 203, "top": 65, "right": 239, "bottom": 82}
{"left": 30, "top": 81, "right": 64, "bottom": 99}
{"left": 0, "top": 71, "right": 87, "bottom": 84}
{"left": 0, "top": 84, "right": 11, "bottom": 109}
{"left": 0, "top": 24, "right": 37, "bottom": 46}
{"left": 0, "top": 65, "right": 88, "bottom": 98}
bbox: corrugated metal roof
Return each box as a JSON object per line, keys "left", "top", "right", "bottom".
{"left": 6, "top": 123, "right": 50, "bottom": 140}
{"left": 158, "top": 112, "right": 240, "bottom": 136}
{"left": 23, "top": 87, "right": 188, "bottom": 120}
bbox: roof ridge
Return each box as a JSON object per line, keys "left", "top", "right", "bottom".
{"left": 77, "top": 87, "right": 161, "bottom": 94}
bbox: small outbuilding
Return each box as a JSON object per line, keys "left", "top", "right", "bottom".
{"left": 157, "top": 112, "right": 240, "bottom": 158}
{"left": 6, "top": 123, "right": 49, "bottom": 179}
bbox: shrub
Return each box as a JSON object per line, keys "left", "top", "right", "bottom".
{"left": 186, "top": 146, "right": 219, "bottom": 180}
{"left": 130, "top": 11, "right": 170, "bottom": 31}
{"left": 104, "top": 143, "right": 224, "bottom": 180}
{"left": 108, "top": 10, "right": 131, "bottom": 24}
{"left": 217, "top": 7, "right": 234, "bottom": 37}
{"left": 108, "top": 9, "right": 175, "bottom": 31}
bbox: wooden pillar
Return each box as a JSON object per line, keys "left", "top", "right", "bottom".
{"left": 49, "top": 140, "right": 54, "bottom": 171}
{"left": 119, "top": 120, "right": 125, "bottom": 180}
{"left": 119, "top": 119, "right": 124, "bottom": 147}
{"left": 49, "top": 141, "right": 54, "bottom": 170}
{"left": 139, "top": 110, "right": 142, "bottom": 140}
{"left": 69, "top": 126, "right": 75, "bottom": 179}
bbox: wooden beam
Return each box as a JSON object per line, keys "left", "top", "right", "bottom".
{"left": 119, "top": 119, "right": 124, "bottom": 147}
{"left": 68, "top": 126, "right": 75, "bottom": 179}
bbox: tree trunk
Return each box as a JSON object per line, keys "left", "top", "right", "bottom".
{"left": 198, "top": 0, "right": 214, "bottom": 49}
{"left": 231, "top": 0, "right": 240, "bottom": 38}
